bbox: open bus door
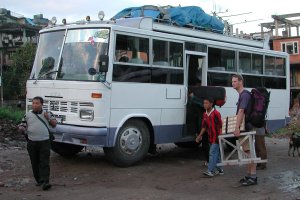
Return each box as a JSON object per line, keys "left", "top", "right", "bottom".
{"left": 184, "top": 52, "right": 207, "bottom": 138}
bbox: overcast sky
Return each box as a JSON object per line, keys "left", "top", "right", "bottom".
{"left": 1, "top": 0, "right": 300, "bottom": 34}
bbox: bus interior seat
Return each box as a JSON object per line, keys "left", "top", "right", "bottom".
{"left": 130, "top": 58, "right": 144, "bottom": 64}
{"left": 211, "top": 67, "right": 226, "bottom": 71}
{"left": 265, "top": 70, "right": 273, "bottom": 75}
{"left": 276, "top": 69, "right": 284, "bottom": 76}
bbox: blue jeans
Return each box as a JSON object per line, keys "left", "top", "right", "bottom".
{"left": 208, "top": 143, "right": 223, "bottom": 172}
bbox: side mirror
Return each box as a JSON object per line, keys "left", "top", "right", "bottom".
{"left": 99, "top": 55, "right": 109, "bottom": 73}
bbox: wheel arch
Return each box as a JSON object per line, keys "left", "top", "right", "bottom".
{"left": 111, "top": 114, "right": 155, "bottom": 147}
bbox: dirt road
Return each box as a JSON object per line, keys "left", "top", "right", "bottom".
{"left": 0, "top": 137, "right": 299, "bottom": 200}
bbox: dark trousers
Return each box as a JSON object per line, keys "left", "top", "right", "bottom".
{"left": 27, "top": 139, "right": 51, "bottom": 184}
{"left": 255, "top": 135, "right": 267, "bottom": 167}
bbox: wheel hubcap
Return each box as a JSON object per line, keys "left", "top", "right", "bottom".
{"left": 120, "top": 127, "right": 142, "bottom": 154}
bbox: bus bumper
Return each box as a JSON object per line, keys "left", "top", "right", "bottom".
{"left": 53, "top": 124, "right": 108, "bottom": 147}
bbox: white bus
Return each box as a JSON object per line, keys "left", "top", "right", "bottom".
{"left": 26, "top": 16, "right": 289, "bottom": 166}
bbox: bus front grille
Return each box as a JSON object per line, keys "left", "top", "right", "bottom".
{"left": 28, "top": 99, "right": 94, "bottom": 114}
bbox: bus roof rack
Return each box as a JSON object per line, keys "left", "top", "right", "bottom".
{"left": 112, "top": 5, "right": 225, "bottom": 34}
{"left": 115, "top": 17, "right": 265, "bottom": 49}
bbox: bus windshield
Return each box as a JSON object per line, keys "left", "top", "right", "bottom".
{"left": 31, "top": 31, "right": 64, "bottom": 80}
{"left": 31, "top": 28, "right": 109, "bottom": 81}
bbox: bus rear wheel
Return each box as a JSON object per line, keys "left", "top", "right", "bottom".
{"left": 104, "top": 120, "right": 150, "bottom": 167}
{"left": 51, "top": 141, "right": 84, "bottom": 157}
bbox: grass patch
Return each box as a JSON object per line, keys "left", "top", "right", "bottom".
{"left": 0, "top": 106, "right": 25, "bottom": 124}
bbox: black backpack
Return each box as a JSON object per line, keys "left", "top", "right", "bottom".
{"left": 248, "top": 87, "right": 270, "bottom": 128}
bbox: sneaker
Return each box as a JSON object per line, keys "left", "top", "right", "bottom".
{"left": 212, "top": 170, "right": 220, "bottom": 176}
{"left": 217, "top": 169, "right": 224, "bottom": 175}
{"left": 42, "top": 183, "right": 52, "bottom": 191}
{"left": 239, "top": 176, "right": 250, "bottom": 183}
{"left": 241, "top": 177, "right": 257, "bottom": 186}
{"left": 203, "top": 171, "right": 214, "bottom": 177}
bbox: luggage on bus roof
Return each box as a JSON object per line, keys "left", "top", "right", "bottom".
{"left": 112, "top": 5, "right": 224, "bottom": 33}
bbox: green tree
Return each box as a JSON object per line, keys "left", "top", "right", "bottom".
{"left": 3, "top": 43, "right": 36, "bottom": 99}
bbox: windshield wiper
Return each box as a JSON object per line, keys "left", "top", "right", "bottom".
{"left": 34, "top": 70, "right": 59, "bottom": 84}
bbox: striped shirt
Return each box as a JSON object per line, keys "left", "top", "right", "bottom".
{"left": 201, "top": 108, "right": 222, "bottom": 144}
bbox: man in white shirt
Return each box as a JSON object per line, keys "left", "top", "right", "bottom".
{"left": 19, "top": 96, "right": 56, "bottom": 190}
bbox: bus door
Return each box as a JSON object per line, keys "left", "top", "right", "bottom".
{"left": 184, "top": 52, "right": 207, "bottom": 137}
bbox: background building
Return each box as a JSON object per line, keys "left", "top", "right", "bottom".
{"left": 0, "top": 8, "right": 48, "bottom": 68}
{"left": 259, "top": 13, "right": 300, "bottom": 106}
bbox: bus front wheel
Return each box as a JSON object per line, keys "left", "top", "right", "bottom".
{"left": 104, "top": 120, "right": 150, "bottom": 167}
{"left": 51, "top": 141, "right": 84, "bottom": 157}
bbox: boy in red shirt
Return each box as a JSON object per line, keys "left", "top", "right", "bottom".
{"left": 196, "top": 97, "right": 223, "bottom": 176}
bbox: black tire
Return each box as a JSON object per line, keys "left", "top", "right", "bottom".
{"left": 175, "top": 141, "right": 199, "bottom": 148}
{"left": 51, "top": 141, "right": 84, "bottom": 157}
{"left": 104, "top": 120, "right": 150, "bottom": 167}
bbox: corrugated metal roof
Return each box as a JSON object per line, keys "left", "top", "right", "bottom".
{"left": 25, "top": 18, "right": 35, "bottom": 26}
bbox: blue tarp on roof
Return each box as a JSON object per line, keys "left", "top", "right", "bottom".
{"left": 113, "top": 7, "right": 161, "bottom": 19}
{"left": 112, "top": 6, "right": 224, "bottom": 33}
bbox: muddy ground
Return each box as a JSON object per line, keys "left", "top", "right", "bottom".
{"left": 0, "top": 136, "right": 299, "bottom": 200}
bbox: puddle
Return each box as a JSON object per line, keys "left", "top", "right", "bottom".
{"left": 273, "top": 171, "right": 300, "bottom": 193}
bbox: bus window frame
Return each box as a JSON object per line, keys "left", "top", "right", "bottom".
{"left": 205, "top": 48, "right": 288, "bottom": 89}
{"left": 264, "top": 54, "right": 287, "bottom": 78}
{"left": 151, "top": 36, "right": 184, "bottom": 68}
{"left": 207, "top": 45, "right": 237, "bottom": 73}
{"left": 113, "top": 31, "right": 151, "bottom": 66}
{"left": 238, "top": 51, "right": 252, "bottom": 74}
{"left": 185, "top": 50, "right": 208, "bottom": 86}
{"left": 237, "top": 50, "right": 264, "bottom": 75}
{"left": 112, "top": 32, "right": 185, "bottom": 85}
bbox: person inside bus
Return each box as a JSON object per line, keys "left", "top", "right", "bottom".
{"left": 255, "top": 123, "right": 268, "bottom": 170}
{"left": 119, "top": 55, "right": 129, "bottom": 62}
{"left": 188, "top": 72, "right": 209, "bottom": 166}
{"left": 39, "top": 56, "right": 55, "bottom": 78}
{"left": 130, "top": 48, "right": 143, "bottom": 64}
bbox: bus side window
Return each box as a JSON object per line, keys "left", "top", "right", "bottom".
{"left": 153, "top": 39, "right": 183, "bottom": 67}
{"left": 115, "top": 34, "right": 129, "bottom": 62}
{"left": 115, "top": 34, "right": 149, "bottom": 64}
{"left": 153, "top": 40, "right": 169, "bottom": 65}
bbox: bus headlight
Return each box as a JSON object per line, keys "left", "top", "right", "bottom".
{"left": 80, "top": 109, "right": 94, "bottom": 121}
